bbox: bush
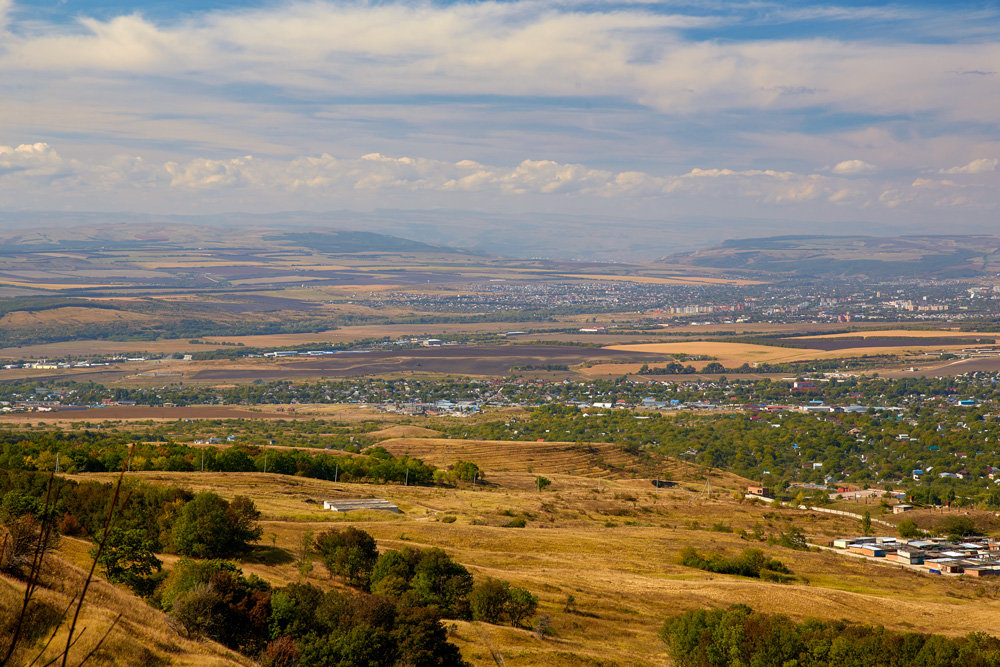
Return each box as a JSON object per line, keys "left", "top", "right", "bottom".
{"left": 370, "top": 546, "right": 474, "bottom": 619}
{"left": 898, "top": 518, "right": 922, "bottom": 538}
{"left": 469, "top": 579, "right": 538, "bottom": 627}
{"left": 679, "top": 547, "right": 792, "bottom": 581}
{"left": 169, "top": 492, "right": 262, "bottom": 558}
{"left": 935, "top": 515, "right": 979, "bottom": 539}
{"left": 502, "top": 517, "right": 527, "bottom": 528}
{"left": 661, "top": 605, "right": 1000, "bottom": 666}
{"left": 468, "top": 579, "right": 508, "bottom": 624}
{"left": 93, "top": 527, "right": 162, "bottom": 594}
{"left": 314, "top": 527, "right": 378, "bottom": 588}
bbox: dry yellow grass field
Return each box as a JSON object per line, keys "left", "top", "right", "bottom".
{"left": 604, "top": 340, "right": 974, "bottom": 367}
{"left": 1, "top": 552, "right": 250, "bottom": 667}
{"left": 59, "top": 435, "right": 1000, "bottom": 667}
{"left": 0, "top": 307, "right": 157, "bottom": 328}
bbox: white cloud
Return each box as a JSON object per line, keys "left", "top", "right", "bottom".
{"left": 0, "top": 142, "right": 72, "bottom": 178}
{"left": 831, "top": 160, "right": 877, "bottom": 175}
{"left": 940, "top": 158, "right": 998, "bottom": 174}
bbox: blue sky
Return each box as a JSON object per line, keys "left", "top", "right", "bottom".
{"left": 1, "top": 0, "right": 999, "bottom": 246}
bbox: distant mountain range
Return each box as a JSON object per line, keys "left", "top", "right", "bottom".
{"left": 670, "top": 235, "right": 1000, "bottom": 278}
{"left": 0, "top": 223, "right": 463, "bottom": 256}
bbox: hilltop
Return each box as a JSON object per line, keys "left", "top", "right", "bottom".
{"left": 670, "top": 235, "right": 1000, "bottom": 278}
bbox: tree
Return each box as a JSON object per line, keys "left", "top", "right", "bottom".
{"left": 314, "top": 527, "right": 378, "bottom": 588}
{"left": 898, "top": 518, "right": 921, "bottom": 538}
{"left": 93, "top": 527, "right": 161, "bottom": 593}
{"left": 450, "top": 461, "right": 482, "bottom": 483}
{"left": 469, "top": 579, "right": 537, "bottom": 627}
{"left": 506, "top": 586, "right": 538, "bottom": 627}
{"left": 170, "top": 492, "right": 262, "bottom": 558}
{"left": 535, "top": 476, "right": 551, "bottom": 492}
{"left": 861, "top": 510, "right": 872, "bottom": 536}
{"left": 469, "top": 579, "right": 508, "bottom": 624}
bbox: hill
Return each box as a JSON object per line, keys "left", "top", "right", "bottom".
{"left": 671, "top": 235, "right": 1000, "bottom": 278}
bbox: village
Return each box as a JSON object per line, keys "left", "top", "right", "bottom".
{"left": 832, "top": 535, "right": 1000, "bottom": 577}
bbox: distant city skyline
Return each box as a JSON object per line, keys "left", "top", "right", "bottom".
{"left": 2, "top": 0, "right": 999, "bottom": 243}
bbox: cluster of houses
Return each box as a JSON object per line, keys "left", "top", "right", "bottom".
{"left": 834, "top": 536, "right": 1000, "bottom": 576}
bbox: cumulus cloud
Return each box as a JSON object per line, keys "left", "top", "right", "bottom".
{"left": 0, "top": 143, "right": 74, "bottom": 179}
{"left": 940, "top": 158, "right": 998, "bottom": 174}
{"left": 1, "top": 141, "right": 999, "bottom": 216}
{"left": 831, "top": 160, "right": 877, "bottom": 175}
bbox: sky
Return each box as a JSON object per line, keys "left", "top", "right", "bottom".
{"left": 2, "top": 0, "right": 1000, "bottom": 250}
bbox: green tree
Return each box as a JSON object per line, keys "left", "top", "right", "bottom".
{"left": 170, "top": 492, "right": 262, "bottom": 558}
{"left": 861, "top": 510, "right": 872, "bottom": 536}
{"left": 469, "top": 579, "right": 509, "bottom": 624}
{"left": 93, "top": 527, "right": 161, "bottom": 593}
{"left": 535, "top": 476, "right": 551, "bottom": 492}
{"left": 506, "top": 585, "right": 538, "bottom": 627}
{"left": 314, "top": 527, "right": 378, "bottom": 588}
{"left": 898, "top": 518, "right": 921, "bottom": 538}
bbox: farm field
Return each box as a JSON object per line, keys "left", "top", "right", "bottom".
{"left": 604, "top": 340, "right": 978, "bottom": 368}
{"left": 186, "top": 345, "right": 663, "bottom": 380}
{"left": 797, "top": 328, "right": 987, "bottom": 339}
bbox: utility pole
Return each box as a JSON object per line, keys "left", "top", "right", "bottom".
{"left": 405, "top": 469, "right": 409, "bottom": 486}
{"left": 264, "top": 454, "right": 268, "bottom": 474}
{"left": 335, "top": 463, "right": 339, "bottom": 483}
{"left": 55, "top": 452, "right": 60, "bottom": 474}
{"left": 201, "top": 450, "right": 204, "bottom": 472}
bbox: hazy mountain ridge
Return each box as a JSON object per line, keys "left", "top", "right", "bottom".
{"left": 671, "top": 235, "right": 1000, "bottom": 278}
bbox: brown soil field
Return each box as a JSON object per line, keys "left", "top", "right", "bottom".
{"left": 190, "top": 345, "right": 662, "bottom": 380}
{"left": 62, "top": 468, "right": 1000, "bottom": 666}
{"left": 553, "top": 273, "right": 764, "bottom": 286}
{"left": 0, "top": 338, "right": 230, "bottom": 359}
{"left": 883, "top": 355, "right": 1000, "bottom": 378}
{"left": 202, "top": 322, "right": 578, "bottom": 346}
{"left": 798, "top": 328, "right": 988, "bottom": 339}
{"left": 783, "top": 336, "right": 995, "bottom": 351}
{"left": 0, "top": 405, "right": 306, "bottom": 423}
{"left": 0, "top": 403, "right": 414, "bottom": 425}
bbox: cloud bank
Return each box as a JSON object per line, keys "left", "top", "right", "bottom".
{"left": 0, "top": 0, "right": 998, "bottom": 234}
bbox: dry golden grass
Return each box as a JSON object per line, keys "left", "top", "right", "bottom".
{"left": 378, "top": 437, "right": 650, "bottom": 478}
{"left": 1, "top": 551, "right": 249, "bottom": 667}
{"left": 0, "top": 307, "right": 156, "bottom": 328}
{"left": 64, "top": 464, "right": 1000, "bottom": 666}
{"left": 367, "top": 424, "right": 444, "bottom": 439}
{"left": 604, "top": 341, "right": 973, "bottom": 367}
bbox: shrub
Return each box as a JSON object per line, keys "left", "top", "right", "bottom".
{"left": 661, "top": 605, "right": 1000, "bottom": 666}
{"left": 469, "top": 579, "right": 538, "bottom": 627}
{"left": 314, "top": 527, "right": 378, "bottom": 588}
{"left": 679, "top": 547, "right": 792, "bottom": 581}
{"left": 935, "top": 515, "right": 979, "bottom": 539}
{"left": 898, "top": 518, "right": 922, "bottom": 538}
{"left": 169, "top": 492, "right": 262, "bottom": 558}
